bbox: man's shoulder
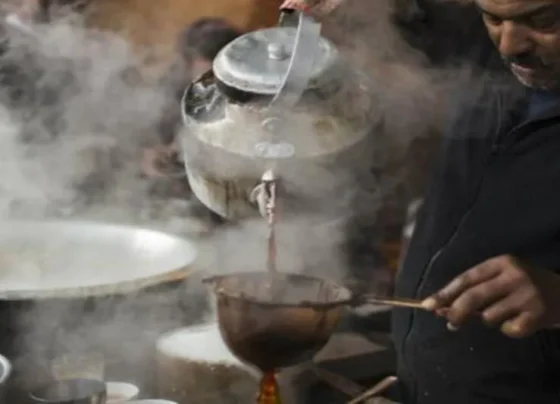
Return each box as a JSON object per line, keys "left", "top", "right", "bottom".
{"left": 453, "top": 71, "right": 520, "bottom": 110}
{"left": 445, "top": 72, "right": 525, "bottom": 139}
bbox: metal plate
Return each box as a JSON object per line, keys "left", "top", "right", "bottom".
{"left": 212, "top": 26, "right": 338, "bottom": 95}
{"left": 0, "top": 220, "right": 198, "bottom": 300}
{"left": 157, "top": 323, "right": 242, "bottom": 365}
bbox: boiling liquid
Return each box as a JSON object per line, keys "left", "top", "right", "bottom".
{"left": 257, "top": 371, "right": 282, "bottom": 404}
{"left": 51, "top": 353, "right": 105, "bottom": 381}
{"left": 267, "top": 220, "right": 277, "bottom": 274}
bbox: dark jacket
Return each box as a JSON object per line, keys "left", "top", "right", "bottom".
{"left": 392, "top": 69, "right": 560, "bottom": 403}
{"left": 396, "top": 0, "right": 503, "bottom": 71}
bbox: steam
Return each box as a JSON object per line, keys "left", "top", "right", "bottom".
{"left": 0, "top": 0, "right": 502, "bottom": 396}
{"left": 205, "top": 0, "right": 489, "bottom": 289}
{"left": 0, "top": 13, "right": 213, "bottom": 391}
{"left": 0, "top": 15, "right": 169, "bottom": 222}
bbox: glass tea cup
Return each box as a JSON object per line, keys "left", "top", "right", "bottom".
{"left": 29, "top": 378, "right": 107, "bottom": 404}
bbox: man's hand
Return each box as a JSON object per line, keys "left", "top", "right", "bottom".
{"left": 421, "top": 255, "right": 560, "bottom": 338}
{"left": 141, "top": 141, "right": 182, "bottom": 178}
{"left": 280, "top": 0, "right": 346, "bottom": 18}
{"left": 141, "top": 145, "right": 174, "bottom": 179}
{"left": 281, "top": 0, "right": 315, "bottom": 12}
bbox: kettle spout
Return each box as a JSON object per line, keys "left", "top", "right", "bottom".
{"left": 250, "top": 170, "right": 277, "bottom": 219}
{"left": 261, "top": 169, "right": 276, "bottom": 182}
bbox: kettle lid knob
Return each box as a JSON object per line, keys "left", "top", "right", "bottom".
{"left": 267, "top": 43, "right": 289, "bottom": 61}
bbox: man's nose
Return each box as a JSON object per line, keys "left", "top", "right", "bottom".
{"left": 498, "top": 21, "right": 533, "bottom": 58}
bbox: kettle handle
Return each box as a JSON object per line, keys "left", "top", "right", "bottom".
{"left": 278, "top": 8, "right": 298, "bottom": 27}
{"left": 268, "top": 9, "right": 322, "bottom": 111}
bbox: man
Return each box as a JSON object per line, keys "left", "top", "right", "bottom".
{"left": 290, "top": 0, "right": 560, "bottom": 402}
{"left": 393, "top": 0, "right": 560, "bottom": 403}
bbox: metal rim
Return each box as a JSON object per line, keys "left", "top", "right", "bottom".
{"left": 157, "top": 322, "right": 219, "bottom": 346}
{"left": 0, "top": 220, "right": 199, "bottom": 301}
{"left": 0, "top": 265, "right": 194, "bottom": 301}
{"left": 0, "top": 354, "right": 11, "bottom": 386}
{"left": 203, "top": 271, "right": 353, "bottom": 309}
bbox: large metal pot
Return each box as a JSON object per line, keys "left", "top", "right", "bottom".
{"left": 0, "top": 220, "right": 202, "bottom": 399}
{"left": 156, "top": 323, "right": 258, "bottom": 403}
{"left": 180, "top": 10, "right": 380, "bottom": 220}
{"left": 0, "top": 220, "right": 198, "bottom": 300}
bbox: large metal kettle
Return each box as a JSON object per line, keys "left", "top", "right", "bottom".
{"left": 180, "top": 10, "right": 379, "bottom": 220}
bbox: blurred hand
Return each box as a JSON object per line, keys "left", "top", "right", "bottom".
{"left": 281, "top": 0, "right": 312, "bottom": 8}
{"left": 422, "top": 255, "right": 560, "bottom": 338}
{"left": 141, "top": 143, "right": 190, "bottom": 198}
{"left": 141, "top": 145, "right": 174, "bottom": 179}
{"left": 9, "top": 0, "right": 39, "bottom": 21}
{"left": 280, "top": 0, "right": 346, "bottom": 18}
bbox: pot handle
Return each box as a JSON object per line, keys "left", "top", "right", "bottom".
{"left": 351, "top": 294, "right": 427, "bottom": 310}
{"left": 268, "top": 9, "right": 322, "bottom": 111}
{"left": 278, "top": 8, "right": 299, "bottom": 27}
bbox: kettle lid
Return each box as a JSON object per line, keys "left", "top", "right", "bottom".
{"left": 212, "top": 26, "right": 339, "bottom": 96}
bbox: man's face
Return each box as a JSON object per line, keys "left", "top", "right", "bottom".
{"left": 477, "top": 0, "right": 560, "bottom": 90}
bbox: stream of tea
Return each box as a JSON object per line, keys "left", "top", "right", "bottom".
{"left": 264, "top": 173, "right": 277, "bottom": 274}
{"left": 258, "top": 170, "right": 282, "bottom": 404}
{"left": 261, "top": 170, "right": 288, "bottom": 305}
